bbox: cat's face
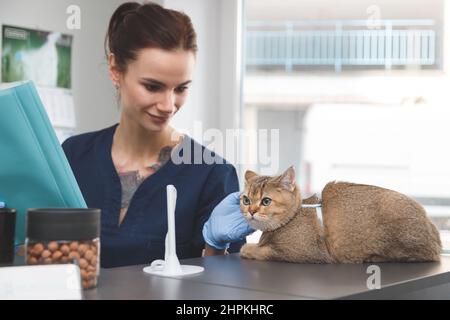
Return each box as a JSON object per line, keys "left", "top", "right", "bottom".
{"left": 240, "top": 166, "right": 301, "bottom": 232}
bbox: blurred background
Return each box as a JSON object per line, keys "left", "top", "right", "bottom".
{"left": 0, "top": 0, "right": 449, "bottom": 249}
{"left": 243, "top": 0, "right": 450, "bottom": 248}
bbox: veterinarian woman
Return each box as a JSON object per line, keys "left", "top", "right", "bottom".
{"left": 62, "top": 2, "right": 254, "bottom": 268}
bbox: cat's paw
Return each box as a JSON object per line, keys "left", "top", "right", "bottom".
{"left": 240, "top": 243, "right": 272, "bottom": 260}
{"left": 240, "top": 244, "right": 258, "bottom": 260}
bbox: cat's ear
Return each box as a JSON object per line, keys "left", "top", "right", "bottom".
{"left": 245, "top": 170, "right": 258, "bottom": 182}
{"left": 279, "top": 166, "right": 296, "bottom": 191}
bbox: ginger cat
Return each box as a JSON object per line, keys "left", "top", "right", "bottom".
{"left": 239, "top": 167, "right": 442, "bottom": 263}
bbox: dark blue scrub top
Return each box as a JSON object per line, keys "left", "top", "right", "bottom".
{"left": 62, "top": 124, "right": 242, "bottom": 268}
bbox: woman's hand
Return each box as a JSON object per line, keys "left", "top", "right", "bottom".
{"left": 202, "top": 191, "right": 255, "bottom": 251}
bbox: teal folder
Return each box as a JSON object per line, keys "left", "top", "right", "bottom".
{"left": 0, "top": 81, "right": 87, "bottom": 244}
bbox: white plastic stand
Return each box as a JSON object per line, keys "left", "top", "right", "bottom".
{"left": 143, "top": 185, "right": 204, "bottom": 277}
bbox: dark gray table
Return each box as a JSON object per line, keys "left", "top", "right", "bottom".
{"left": 83, "top": 254, "right": 450, "bottom": 300}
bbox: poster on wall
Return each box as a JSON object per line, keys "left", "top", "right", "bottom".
{"left": 1, "top": 25, "right": 72, "bottom": 89}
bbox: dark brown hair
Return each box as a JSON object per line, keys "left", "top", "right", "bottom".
{"left": 105, "top": 1, "right": 197, "bottom": 73}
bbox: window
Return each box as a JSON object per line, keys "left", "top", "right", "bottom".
{"left": 243, "top": 0, "right": 450, "bottom": 251}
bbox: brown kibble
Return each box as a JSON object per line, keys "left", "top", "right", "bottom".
{"left": 68, "top": 251, "right": 80, "bottom": 260}
{"left": 79, "top": 258, "right": 88, "bottom": 269}
{"left": 25, "top": 239, "right": 99, "bottom": 276}
{"left": 87, "top": 279, "right": 96, "bottom": 289}
{"left": 48, "top": 241, "right": 59, "bottom": 252}
{"left": 80, "top": 269, "right": 88, "bottom": 279}
{"left": 78, "top": 244, "right": 88, "bottom": 256}
{"left": 69, "top": 241, "right": 78, "bottom": 251}
{"left": 41, "top": 250, "right": 51, "bottom": 258}
{"left": 52, "top": 251, "right": 63, "bottom": 261}
{"left": 84, "top": 250, "right": 94, "bottom": 261}
{"left": 32, "top": 243, "right": 44, "bottom": 256}
{"left": 81, "top": 279, "right": 96, "bottom": 289}
{"left": 60, "top": 244, "right": 70, "bottom": 255}
{"left": 27, "top": 256, "right": 38, "bottom": 265}
{"left": 90, "top": 256, "right": 97, "bottom": 267}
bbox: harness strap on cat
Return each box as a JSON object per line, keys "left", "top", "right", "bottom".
{"left": 301, "top": 204, "right": 321, "bottom": 208}
{"left": 301, "top": 203, "right": 324, "bottom": 227}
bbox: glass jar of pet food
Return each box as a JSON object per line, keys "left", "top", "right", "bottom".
{"left": 26, "top": 208, "right": 100, "bottom": 290}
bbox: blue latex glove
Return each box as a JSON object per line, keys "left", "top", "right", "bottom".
{"left": 202, "top": 191, "right": 256, "bottom": 250}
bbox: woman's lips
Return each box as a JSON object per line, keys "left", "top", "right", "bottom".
{"left": 147, "top": 113, "right": 169, "bottom": 123}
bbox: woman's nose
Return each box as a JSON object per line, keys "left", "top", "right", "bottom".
{"left": 157, "top": 91, "right": 176, "bottom": 114}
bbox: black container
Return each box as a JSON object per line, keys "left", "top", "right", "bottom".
{"left": 0, "top": 208, "right": 16, "bottom": 264}
{"left": 26, "top": 208, "right": 100, "bottom": 289}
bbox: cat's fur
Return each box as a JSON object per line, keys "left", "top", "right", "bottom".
{"left": 239, "top": 167, "right": 442, "bottom": 263}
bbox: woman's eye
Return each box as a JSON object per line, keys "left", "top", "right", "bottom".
{"left": 261, "top": 197, "right": 272, "bottom": 206}
{"left": 144, "top": 84, "right": 162, "bottom": 92}
{"left": 175, "top": 86, "right": 188, "bottom": 94}
{"left": 242, "top": 195, "right": 251, "bottom": 205}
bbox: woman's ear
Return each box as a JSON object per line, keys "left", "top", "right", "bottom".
{"left": 279, "top": 166, "right": 296, "bottom": 191}
{"left": 108, "top": 53, "right": 121, "bottom": 88}
{"left": 245, "top": 170, "right": 258, "bottom": 182}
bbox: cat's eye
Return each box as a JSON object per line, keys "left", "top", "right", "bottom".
{"left": 242, "top": 195, "right": 251, "bottom": 205}
{"left": 261, "top": 197, "right": 272, "bottom": 206}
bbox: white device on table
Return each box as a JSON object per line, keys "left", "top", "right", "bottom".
{"left": 143, "top": 185, "right": 204, "bottom": 277}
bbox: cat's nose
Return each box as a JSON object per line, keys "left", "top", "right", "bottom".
{"left": 249, "top": 208, "right": 257, "bottom": 216}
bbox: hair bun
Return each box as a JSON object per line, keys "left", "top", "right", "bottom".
{"left": 105, "top": 1, "right": 197, "bottom": 72}
{"left": 108, "top": 2, "right": 140, "bottom": 36}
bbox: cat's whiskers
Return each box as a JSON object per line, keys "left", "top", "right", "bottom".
{"left": 245, "top": 213, "right": 268, "bottom": 231}
{"left": 250, "top": 220, "right": 270, "bottom": 231}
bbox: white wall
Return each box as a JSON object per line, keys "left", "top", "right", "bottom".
{"left": 162, "top": 0, "right": 243, "bottom": 140}
{"left": 162, "top": 0, "right": 220, "bottom": 134}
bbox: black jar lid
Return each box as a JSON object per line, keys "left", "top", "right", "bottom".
{"left": 27, "top": 208, "right": 100, "bottom": 241}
